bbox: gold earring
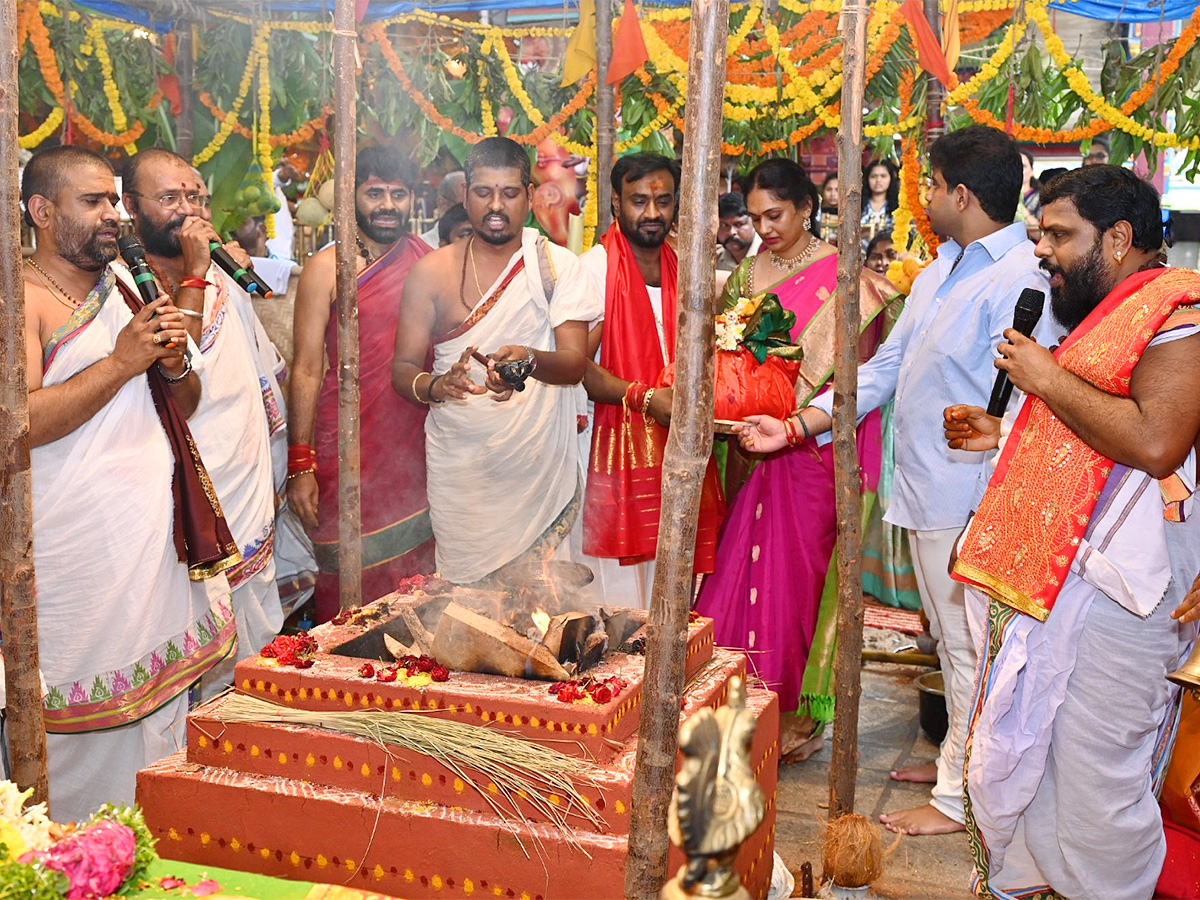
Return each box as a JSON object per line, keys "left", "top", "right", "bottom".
{"left": 1115, "top": 252, "right": 1123, "bottom": 262}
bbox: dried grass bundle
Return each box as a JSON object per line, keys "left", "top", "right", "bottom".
{"left": 820, "top": 813, "right": 890, "bottom": 888}
{"left": 213, "top": 693, "right": 604, "bottom": 855}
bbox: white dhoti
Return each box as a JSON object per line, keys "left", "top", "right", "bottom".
{"left": 425, "top": 228, "right": 602, "bottom": 584}
{"left": 30, "top": 270, "right": 235, "bottom": 821}
{"left": 966, "top": 464, "right": 1200, "bottom": 900}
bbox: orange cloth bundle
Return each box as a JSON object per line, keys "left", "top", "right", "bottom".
{"left": 659, "top": 349, "right": 800, "bottom": 421}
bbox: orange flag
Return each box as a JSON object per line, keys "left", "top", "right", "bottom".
{"left": 943, "top": 0, "right": 961, "bottom": 74}
{"left": 900, "top": 0, "right": 953, "bottom": 88}
{"left": 606, "top": 0, "right": 650, "bottom": 85}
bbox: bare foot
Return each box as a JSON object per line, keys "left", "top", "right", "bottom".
{"left": 780, "top": 732, "right": 825, "bottom": 764}
{"left": 779, "top": 714, "right": 819, "bottom": 757}
{"left": 879, "top": 804, "right": 965, "bottom": 835}
{"left": 889, "top": 761, "right": 937, "bottom": 783}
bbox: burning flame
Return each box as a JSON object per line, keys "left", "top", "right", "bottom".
{"left": 531, "top": 607, "right": 551, "bottom": 638}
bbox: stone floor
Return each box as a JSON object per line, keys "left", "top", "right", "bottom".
{"left": 772, "top": 663, "right": 975, "bottom": 900}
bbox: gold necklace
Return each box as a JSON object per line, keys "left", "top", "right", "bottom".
{"left": 26, "top": 257, "right": 82, "bottom": 310}
{"left": 768, "top": 235, "right": 820, "bottom": 272}
{"left": 468, "top": 238, "right": 485, "bottom": 298}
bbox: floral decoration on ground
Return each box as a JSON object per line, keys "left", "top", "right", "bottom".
{"left": 549, "top": 675, "right": 630, "bottom": 705}
{"left": 258, "top": 632, "right": 318, "bottom": 668}
{"left": 0, "top": 784, "right": 156, "bottom": 900}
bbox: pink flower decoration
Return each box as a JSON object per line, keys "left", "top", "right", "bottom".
{"left": 21, "top": 820, "right": 135, "bottom": 899}
{"left": 191, "top": 878, "right": 222, "bottom": 896}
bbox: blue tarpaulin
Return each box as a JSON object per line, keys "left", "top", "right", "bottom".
{"left": 70, "top": 0, "right": 1200, "bottom": 32}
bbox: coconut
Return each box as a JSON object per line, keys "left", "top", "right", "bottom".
{"left": 296, "top": 195, "right": 331, "bottom": 227}
{"left": 316, "top": 179, "right": 336, "bottom": 211}
{"left": 820, "top": 813, "right": 890, "bottom": 888}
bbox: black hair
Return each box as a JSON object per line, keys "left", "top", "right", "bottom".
{"left": 866, "top": 231, "right": 893, "bottom": 257}
{"left": 437, "top": 203, "right": 471, "bottom": 245}
{"left": 743, "top": 158, "right": 820, "bottom": 234}
{"left": 464, "top": 137, "right": 532, "bottom": 187}
{"left": 1038, "top": 165, "right": 1163, "bottom": 252}
{"left": 355, "top": 145, "right": 417, "bottom": 189}
{"left": 23, "top": 145, "right": 113, "bottom": 227}
{"left": 928, "top": 124, "right": 1022, "bottom": 223}
{"left": 610, "top": 152, "right": 680, "bottom": 197}
{"left": 1039, "top": 166, "right": 1070, "bottom": 187}
{"left": 718, "top": 192, "right": 748, "bottom": 219}
{"left": 1018, "top": 148, "right": 1040, "bottom": 188}
{"left": 121, "top": 147, "right": 188, "bottom": 197}
{"left": 863, "top": 159, "right": 899, "bottom": 213}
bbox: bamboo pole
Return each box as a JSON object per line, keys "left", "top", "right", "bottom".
{"left": 624, "top": 0, "right": 727, "bottom": 893}
{"left": 176, "top": 24, "right": 194, "bottom": 159}
{"left": 0, "top": 0, "right": 49, "bottom": 807}
{"left": 827, "top": 0, "right": 869, "bottom": 820}
{"left": 595, "top": 0, "right": 615, "bottom": 237}
{"left": 332, "top": 0, "right": 362, "bottom": 611}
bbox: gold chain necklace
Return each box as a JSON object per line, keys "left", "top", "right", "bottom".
{"left": 468, "top": 237, "right": 485, "bottom": 298}
{"left": 768, "top": 235, "right": 820, "bottom": 273}
{"left": 26, "top": 257, "right": 82, "bottom": 310}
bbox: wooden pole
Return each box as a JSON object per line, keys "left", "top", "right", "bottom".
{"left": 827, "top": 0, "right": 869, "bottom": 820}
{"left": 0, "top": 0, "right": 49, "bottom": 807}
{"left": 176, "top": 24, "right": 194, "bottom": 160}
{"left": 595, "top": 0, "right": 615, "bottom": 236}
{"left": 332, "top": 0, "right": 362, "bottom": 611}
{"left": 624, "top": 0, "right": 727, "bottom": 893}
{"left": 923, "top": 0, "right": 945, "bottom": 138}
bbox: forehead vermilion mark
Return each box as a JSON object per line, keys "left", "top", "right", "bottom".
{"left": 645, "top": 178, "right": 667, "bottom": 195}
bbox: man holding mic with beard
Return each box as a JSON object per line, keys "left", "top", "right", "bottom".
{"left": 943, "top": 165, "right": 1200, "bottom": 900}
{"left": 122, "top": 148, "right": 294, "bottom": 680}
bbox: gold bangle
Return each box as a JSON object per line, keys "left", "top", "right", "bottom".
{"left": 411, "top": 371, "right": 432, "bottom": 405}
{"left": 641, "top": 387, "right": 656, "bottom": 415}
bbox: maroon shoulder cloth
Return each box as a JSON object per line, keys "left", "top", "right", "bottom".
{"left": 115, "top": 277, "right": 241, "bottom": 580}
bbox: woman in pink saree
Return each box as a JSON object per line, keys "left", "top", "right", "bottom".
{"left": 695, "top": 159, "right": 899, "bottom": 761}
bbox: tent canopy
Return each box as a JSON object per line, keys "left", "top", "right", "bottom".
{"left": 75, "top": 0, "right": 1200, "bottom": 31}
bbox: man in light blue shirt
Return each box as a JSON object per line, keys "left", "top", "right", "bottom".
{"left": 736, "top": 125, "right": 1057, "bottom": 836}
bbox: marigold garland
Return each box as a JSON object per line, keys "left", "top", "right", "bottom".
{"left": 192, "top": 30, "right": 260, "bottom": 165}
{"left": 256, "top": 26, "right": 275, "bottom": 238}
{"left": 87, "top": 20, "right": 137, "bottom": 154}
{"left": 23, "top": 0, "right": 145, "bottom": 146}
{"left": 19, "top": 106, "right": 64, "bottom": 149}
{"left": 19, "top": 0, "right": 1200, "bottom": 172}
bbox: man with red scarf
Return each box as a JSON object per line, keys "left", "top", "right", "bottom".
{"left": 943, "top": 166, "right": 1200, "bottom": 900}
{"left": 579, "top": 153, "right": 723, "bottom": 607}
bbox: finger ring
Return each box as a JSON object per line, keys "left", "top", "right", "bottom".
{"left": 152, "top": 333, "right": 163, "bottom": 345}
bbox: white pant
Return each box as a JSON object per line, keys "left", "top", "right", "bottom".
{"left": 909, "top": 527, "right": 975, "bottom": 824}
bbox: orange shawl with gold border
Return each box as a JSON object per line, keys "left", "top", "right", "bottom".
{"left": 952, "top": 267, "right": 1200, "bottom": 621}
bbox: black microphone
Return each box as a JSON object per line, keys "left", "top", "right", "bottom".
{"left": 208, "top": 240, "right": 272, "bottom": 298}
{"left": 118, "top": 234, "right": 161, "bottom": 305}
{"left": 118, "top": 234, "right": 192, "bottom": 360}
{"left": 987, "top": 287, "right": 1045, "bottom": 417}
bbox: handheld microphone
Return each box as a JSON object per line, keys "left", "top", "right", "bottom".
{"left": 208, "top": 240, "right": 273, "bottom": 298}
{"left": 118, "top": 234, "right": 161, "bottom": 305}
{"left": 118, "top": 234, "right": 192, "bottom": 360}
{"left": 987, "top": 287, "right": 1045, "bottom": 417}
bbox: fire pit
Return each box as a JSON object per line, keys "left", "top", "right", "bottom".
{"left": 136, "top": 578, "right": 780, "bottom": 899}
